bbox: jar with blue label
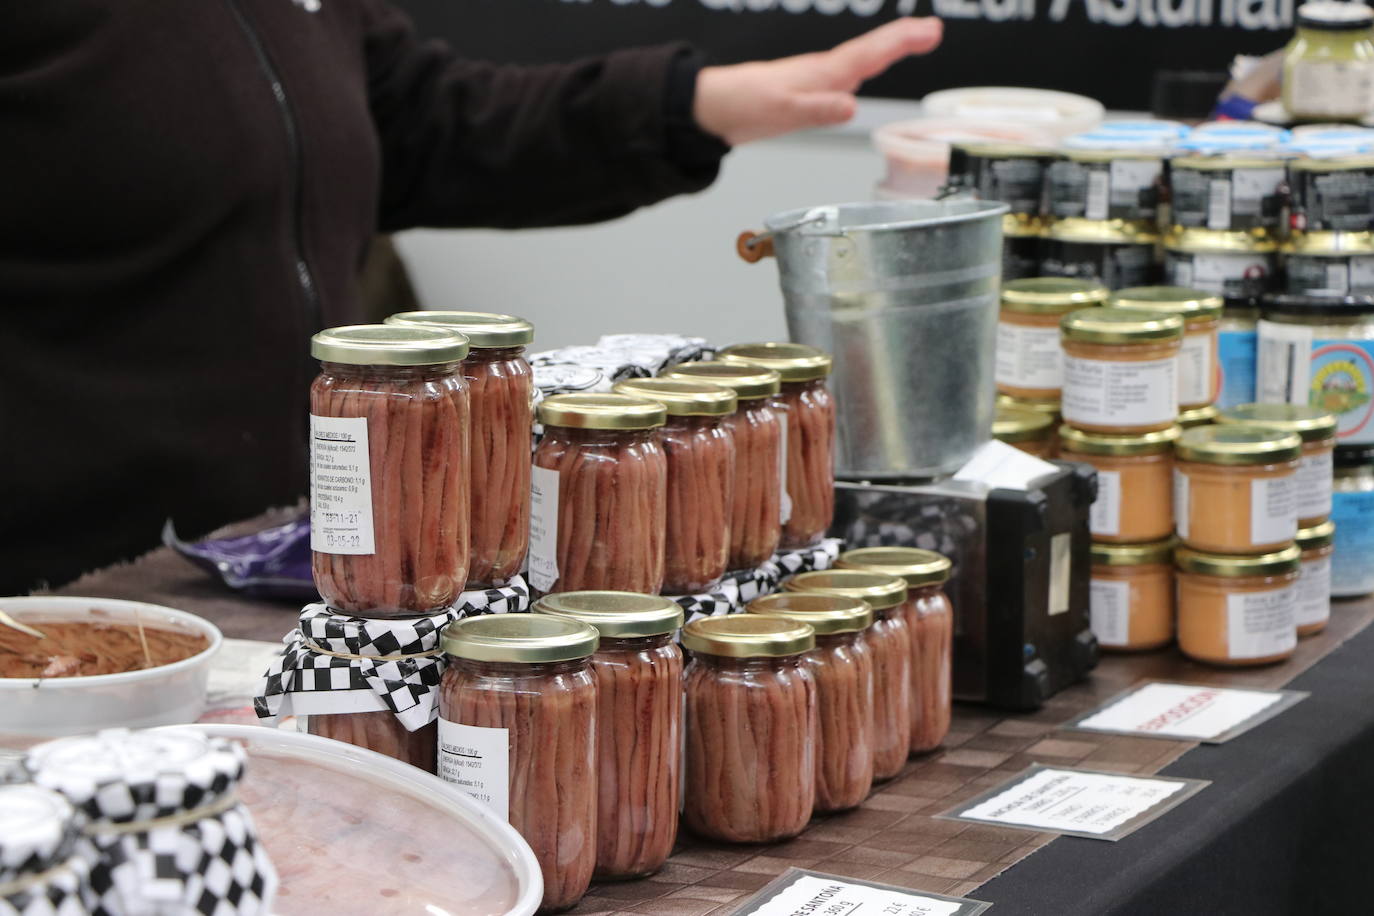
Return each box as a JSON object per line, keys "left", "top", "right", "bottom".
{"left": 1218, "top": 300, "right": 1259, "bottom": 408}
{"left": 1332, "top": 445, "right": 1374, "bottom": 597}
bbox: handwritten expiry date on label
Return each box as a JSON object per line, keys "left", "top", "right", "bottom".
{"left": 742, "top": 874, "right": 966, "bottom": 916}
{"left": 309, "top": 414, "right": 375, "bottom": 555}
{"left": 436, "top": 719, "right": 509, "bottom": 821}
{"left": 1077, "top": 683, "right": 1288, "bottom": 741}
{"left": 958, "top": 768, "right": 1188, "bottom": 835}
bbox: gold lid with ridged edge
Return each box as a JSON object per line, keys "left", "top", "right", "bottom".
{"left": 1176, "top": 425, "right": 1303, "bottom": 465}
{"left": 1109, "top": 286, "right": 1224, "bottom": 320}
{"left": 1297, "top": 520, "right": 1336, "bottom": 551}
{"left": 1165, "top": 228, "right": 1279, "bottom": 254}
{"left": 311, "top": 324, "right": 469, "bottom": 366}
{"left": 442, "top": 614, "right": 599, "bottom": 663}
{"left": 680, "top": 615, "right": 814, "bottom": 658}
{"left": 612, "top": 378, "right": 738, "bottom": 417}
{"left": 1175, "top": 544, "right": 1302, "bottom": 578}
{"left": 531, "top": 591, "right": 684, "bottom": 639}
{"left": 1059, "top": 424, "right": 1181, "bottom": 457}
{"left": 1061, "top": 307, "right": 1184, "bottom": 345}
{"left": 831, "top": 549, "right": 952, "bottom": 589}
{"left": 1179, "top": 405, "right": 1219, "bottom": 428}
{"left": 747, "top": 593, "right": 875, "bottom": 634}
{"left": 1217, "top": 404, "right": 1339, "bottom": 443}
{"left": 662, "top": 362, "right": 781, "bottom": 400}
{"left": 997, "top": 393, "right": 1062, "bottom": 417}
{"left": 1091, "top": 538, "right": 1176, "bottom": 567}
{"left": 994, "top": 406, "right": 1056, "bottom": 443}
{"left": 1001, "top": 278, "right": 1110, "bottom": 315}
{"left": 384, "top": 310, "right": 534, "bottom": 348}
{"left": 782, "top": 569, "right": 909, "bottom": 611}
{"left": 717, "top": 343, "right": 832, "bottom": 382}
{"left": 536, "top": 393, "right": 666, "bottom": 431}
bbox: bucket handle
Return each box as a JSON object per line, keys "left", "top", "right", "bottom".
{"left": 735, "top": 210, "right": 834, "bottom": 263}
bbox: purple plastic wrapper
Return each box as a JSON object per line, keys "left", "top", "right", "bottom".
{"left": 164, "top": 518, "right": 316, "bottom": 600}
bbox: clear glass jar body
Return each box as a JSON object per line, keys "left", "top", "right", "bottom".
{"left": 1061, "top": 338, "right": 1181, "bottom": 433}
{"left": 311, "top": 361, "right": 471, "bottom": 615}
{"left": 805, "top": 631, "right": 875, "bottom": 813}
{"left": 464, "top": 346, "right": 534, "bottom": 586}
{"left": 722, "top": 399, "right": 784, "bottom": 569}
{"left": 1297, "top": 542, "right": 1335, "bottom": 636}
{"left": 533, "top": 427, "right": 667, "bottom": 593}
{"left": 1179, "top": 316, "right": 1221, "bottom": 409}
{"left": 903, "top": 584, "right": 954, "bottom": 753}
{"left": 865, "top": 608, "right": 913, "bottom": 782}
{"left": 683, "top": 653, "right": 817, "bottom": 843}
{"left": 1089, "top": 562, "right": 1174, "bottom": 651}
{"left": 1060, "top": 448, "right": 1174, "bottom": 543}
{"left": 589, "top": 634, "right": 683, "bottom": 879}
{"left": 1176, "top": 458, "right": 1300, "bottom": 553}
{"left": 1177, "top": 570, "right": 1298, "bottom": 666}
{"left": 1297, "top": 438, "right": 1335, "bottom": 527}
{"left": 660, "top": 416, "right": 735, "bottom": 594}
{"left": 307, "top": 712, "right": 436, "bottom": 773}
{"left": 1283, "top": 25, "right": 1374, "bottom": 120}
{"left": 439, "top": 657, "right": 597, "bottom": 913}
{"left": 1333, "top": 464, "right": 1374, "bottom": 597}
{"left": 996, "top": 308, "right": 1072, "bottom": 400}
{"left": 774, "top": 379, "right": 836, "bottom": 549}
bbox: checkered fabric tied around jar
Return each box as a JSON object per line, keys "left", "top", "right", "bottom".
{"left": 0, "top": 784, "right": 95, "bottom": 916}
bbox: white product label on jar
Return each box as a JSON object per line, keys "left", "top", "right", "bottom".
{"left": 1298, "top": 450, "right": 1334, "bottom": 521}
{"left": 1226, "top": 586, "right": 1297, "bottom": 660}
{"left": 1085, "top": 169, "right": 1111, "bottom": 220}
{"left": 1352, "top": 256, "right": 1374, "bottom": 289}
{"left": 1090, "top": 469, "right": 1122, "bottom": 538}
{"left": 779, "top": 419, "right": 792, "bottom": 525}
{"left": 1250, "top": 475, "right": 1298, "bottom": 546}
{"left": 1165, "top": 251, "right": 1274, "bottom": 296}
{"left": 1049, "top": 532, "right": 1071, "bottom": 616}
{"left": 1287, "top": 60, "right": 1374, "bottom": 119}
{"left": 1089, "top": 577, "right": 1130, "bottom": 647}
{"left": 1257, "top": 320, "right": 1314, "bottom": 406}
{"left": 1178, "top": 332, "right": 1215, "bottom": 406}
{"left": 528, "top": 465, "right": 560, "bottom": 592}
{"left": 1207, "top": 178, "right": 1232, "bottom": 230}
{"left": 309, "top": 414, "right": 375, "bottom": 555}
{"left": 1110, "top": 159, "right": 1162, "bottom": 212}
{"left": 437, "top": 719, "right": 509, "bottom": 821}
{"left": 1297, "top": 556, "right": 1332, "bottom": 628}
{"left": 1062, "top": 355, "right": 1177, "bottom": 429}
{"left": 1174, "top": 469, "right": 1191, "bottom": 539}
{"left": 996, "top": 321, "right": 1063, "bottom": 390}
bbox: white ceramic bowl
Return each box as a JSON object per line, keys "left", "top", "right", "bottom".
{"left": 0, "top": 596, "right": 222, "bottom": 736}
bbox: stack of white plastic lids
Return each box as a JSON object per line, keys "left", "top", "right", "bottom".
{"left": 0, "top": 784, "right": 92, "bottom": 914}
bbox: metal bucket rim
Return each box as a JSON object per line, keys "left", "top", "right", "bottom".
{"left": 764, "top": 200, "right": 1009, "bottom": 237}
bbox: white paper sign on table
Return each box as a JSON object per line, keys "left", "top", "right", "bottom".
{"left": 730, "top": 869, "right": 990, "bottom": 916}
{"left": 1068, "top": 682, "right": 1305, "bottom": 744}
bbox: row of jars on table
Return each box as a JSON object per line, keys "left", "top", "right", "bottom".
{"left": 431, "top": 550, "right": 952, "bottom": 913}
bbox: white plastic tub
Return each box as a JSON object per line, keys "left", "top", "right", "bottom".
{"left": 872, "top": 118, "right": 1058, "bottom": 199}
{"left": 920, "top": 86, "right": 1104, "bottom": 138}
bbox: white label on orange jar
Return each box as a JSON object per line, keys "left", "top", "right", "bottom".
{"left": 996, "top": 321, "right": 1063, "bottom": 390}
{"left": 1297, "top": 450, "right": 1334, "bottom": 521}
{"left": 1174, "top": 469, "right": 1191, "bottom": 539}
{"left": 1297, "top": 556, "right": 1332, "bottom": 628}
{"left": 1089, "top": 578, "right": 1130, "bottom": 647}
{"left": 1226, "top": 587, "right": 1296, "bottom": 660}
{"left": 309, "top": 414, "right": 376, "bottom": 555}
{"left": 437, "top": 719, "right": 509, "bottom": 821}
{"left": 1062, "top": 355, "right": 1177, "bottom": 429}
{"left": 1250, "top": 475, "right": 1297, "bottom": 546}
{"left": 528, "top": 465, "right": 560, "bottom": 592}
{"left": 1090, "top": 469, "right": 1122, "bottom": 537}
{"left": 1177, "top": 332, "right": 1215, "bottom": 406}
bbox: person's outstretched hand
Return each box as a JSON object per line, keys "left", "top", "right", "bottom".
{"left": 693, "top": 17, "right": 943, "bottom": 147}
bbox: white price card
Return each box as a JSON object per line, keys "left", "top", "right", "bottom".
{"left": 1066, "top": 682, "right": 1306, "bottom": 744}
{"left": 939, "top": 765, "right": 1208, "bottom": 841}
{"left": 729, "top": 869, "right": 990, "bottom": 916}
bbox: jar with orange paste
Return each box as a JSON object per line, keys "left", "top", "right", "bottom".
{"left": 1061, "top": 308, "right": 1184, "bottom": 434}
{"left": 1059, "top": 425, "right": 1179, "bottom": 542}
{"left": 1295, "top": 520, "right": 1335, "bottom": 637}
{"left": 1109, "top": 286, "right": 1223, "bottom": 409}
{"left": 993, "top": 406, "right": 1057, "bottom": 457}
{"left": 1175, "top": 544, "right": 1300, "bottom": 666}
{"left": 997, "top": 278, "right": 1109, "bottom": 400}
{"left": 1216, "top": 404, "right": 1337, "bottom": 527}
{"left": 997, "top": 394, "right": 1062, "bottom": 456}
{"left": 1089, "top": 540, "right": 1175, "bottom": 651}
{"left": 1178, "top": 405, "right": 1219, "bottom": 429}
{"left": 1175, "top": 426, "right": 1301, "bottom": 554}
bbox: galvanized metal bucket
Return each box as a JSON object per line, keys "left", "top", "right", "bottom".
{"left": 740, "top": 200, "right": 1008, "bottom": 479}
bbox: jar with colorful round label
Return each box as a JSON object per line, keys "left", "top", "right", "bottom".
{"left": 1174, "top": 545, "right": 1301, "bottom": 666}
{"left": 1060, "top": 425, "right": 1180, "bottom": 542}
{"left": 1163, "top": 229, "right": 1279, "bottom": 301}
{"left": 1294, "top": 520, "right": 1335, "bottom": 635}
{"left": 1174, "top": 425, "right": 1303, "bottom": 554}
{"left": 1283, "top": 2, "right": 1374, "bottom": 121}
{"left": 1217, "top": 403, "right": 1337, "bottom": 525}
{"left": 1060, "top": 308, "right": 1184, "bottom": 434}
{"left": 1167, "top": 153, "right": 1286, "bottom": 236}
{"left": 997, "top": 277, "right": 1109, "bottom": 399}
{"left": 1332, "top": 447, "right": 1374, "bottom": 597}
{"left": 1089, "top": 539, "right": 1175, "bottom": 652}
{"left": 1109, "top": 286, "right": 1224, "bottom": 408}
{"left": 1217, "top": 301, "right": 1259, "bottom": 409}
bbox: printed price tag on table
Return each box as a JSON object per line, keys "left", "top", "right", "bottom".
{"left": 1066, "top": 682, "right": 1306, "bottom": 744}
{"left": 730, "top": 869, "right": 990, "bottom": 916}
{"left": 939, "top": 765, "right": 1207, "bottom": 841}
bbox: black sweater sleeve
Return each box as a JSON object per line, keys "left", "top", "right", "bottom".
{"left": 361, "top": 1, "right": 730, "bottom": 232}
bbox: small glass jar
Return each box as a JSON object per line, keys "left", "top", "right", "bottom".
{"left": 1295, "top": 520, "right": 1336, "bottom": 636}
{"left": 1061, "top": 308, "right": 1185, "bottom": 434}
{"left": 1332, "top": 448, "right": 1374, "bottom": 597}
{"left": 782, "top": 568, "right": 912, "bottom": 783}
{"left": 997, "top": 394, "right": 1062, "bottom": 457}
{"left": 996, "top": 278, "right": 1109, "bottom": 400}
{"left": 1109, "top": 286, "right": 1223, "bottom": 409}
{"left": 1283, "top": 2, "right": 1374, "bottom": 121}
{"left": 0, "top": 785, "right": 92, "bottom": 915}
{"left": 994, "top": 406, "right": 1057, "bottom": 457}
{"left": 682, "top": 615, "right": 818, "bottom": 844}
{"left": 1217, "top": 404, "right": 1337, "bottom": 527}
{"left": 613, "top": 378, "right": 737, "bottom": 594}
{"left": 719, "top": 343, "right": 837, "bottom": 549}
{"left": 1178, "top": 405, "right": 1219, "bottom": 428}
{"left": 386, "top": 310, "right": 535, "bottom": 587}
{"left": 663, "top": 362, "right": 784, "bottom": 570}
{"left": 531, "top": 592, "right": 684, "bottom": 880}
{"left": 438, "top": 614, "right": 600, "bottom": 913}
{"left": 1175, "top": 425, "right": 1302, "bottom": 554}
{"left": 1060, "top": 425, "right": 1180, "bottom": 543}
{"left": 1175, "top": 545, "right": 1301, "bottom": 666}
{"left": 531, "top": 394, "right": 668, "bottom": 594}
{"left": 1216, "top": 302, "right": 1258, "bottom": 410}
{"left": 1089, "top": 540, "right": 1175, "bottom": 651}
{"left": 310, "top": 325, "right": 472, "bottom": 616}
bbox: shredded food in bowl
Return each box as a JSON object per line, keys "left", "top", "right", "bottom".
{"left": 0, "top": 616, "right": 209, "bottom": 678}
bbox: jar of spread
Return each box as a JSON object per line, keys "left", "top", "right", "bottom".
{"left": 1166, "top": 153, "right": 1286, "bottom": 237}
{"left": 1109, "top": 286, "right": 1224, "bottom": 408}
{"left": 1295, "top": 520, "right": 1336, "bottom": 635}
{"left": 1283, "top": 2, "right": 1374, "bottom": 121}
{"left": 682, "top": 615, "right": 818, "bottom": 844}
{"left": 1059, "top": 425, "right": 1181, "bottom": 543}
{"left": 613, "top": 378, "right": 737, "bottom": 595}
{"left": 663, "top": 362, "right": 784, "bottom": 569}
{"left": 1217, "top": 301, "right": 1258, "bottom": 409}
{"left": 1217, "top": 403, "right": 1337, "bottom": 526}
{"left": 1175, "top": 544, "right": 1301, "bottom": 666}
{"left": 945, "top": 141, "right": 1054, "bottom": 221}
{"left": 385, "top": 310, "right": 535, "bottom": 587}
{"left": 748, "top": 592, "right": 875, "bottom": 813}
{"left": 996, "top": 277, "right": 1109, "bottom": 400}
{"left": 994, "top": 406, "right": 1057, "bottom": 457}
{"left": 531, "top": 394, "right": 668, "bottom": 594}
{"left": 1332, "top": 446, "right": 1374, "bottom": 597}
{"left": 310, "top": 325, "right": 472, "bottom": 616}
{"left": 1089, "top": 540, "right": 1175, "bottom": 652}
{"left": 531, "top": 592, "right": 684, "bottom": 880}
{"left": 1049, "top": 141, "right": 1166, "bottom": 227}
{"left": 438, "top": 614, "right": 600, "bottom": 913}
{"left": 997, "top": 394, "right": 1062, "bottom": 456}
{"left": 781, "top": 569, "right": 912, "bottom": 783}
{"left": 1286, "top": 156, "right": 1374, "bottom": 233}
{"left": 1179, "top": 405, "right": 1220, "bottom": 428}
{"left": 1040, "top": 218, "right": 1159, "bottom": 290}
{"left": 1175, "top": 425, "right": 1302, "bottom": 554}
{"left": 0, "top": 785, "right": 92, "bottom": 916}
{"left": 717, "top": 343, "right": 836, "bottom": 550}
{"left": 1282, "top": 229, "right": 1374, "bottom": 295}
{"left": 1061, "top": 308, "right": 1184, "bottom": 434}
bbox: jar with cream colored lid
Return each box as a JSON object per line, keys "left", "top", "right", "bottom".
{"left": 1061, "top": 308, "right": 1185, "bottom": 434}
{"left": 1283, "top": 2, "right": 1374, "bottom": 121}
{"left": 1060, "top": 425, "right": 1181, "bottom": 543}
{"left": 1089, "top": 540, "right": 1175, "bottom": 652}
{"left": 1179, "top": 405, "right": 1220, "bottom": 428}
{"left": 1175, "top": 425, "right": 1302, "bottom": 554}
{"left": 994, "top": 406, "right": 1057, "bottom": 457}
{"left": 996, "top": 278, "right": 1109, "bottom": 400}
{"left": 1175, "top": 544, "right": 1301, "bottom": 666}
{"left": 1217, "top": 404, "right": 1337, "bottom": 527}
{"left": 1109, "top": 286, "right": 1224, "bottom": 409}
{"left": 1295, "top": 521, "right": 1336, "bottom": 636}
{"left": 681, "top": 615, "right": 818, "bottom": 844}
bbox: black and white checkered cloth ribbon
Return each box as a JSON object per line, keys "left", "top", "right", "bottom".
{"left": 775, "top": 538, "right": 843, "bottom": 578}
{"left": 0, "top": 784, "right": 94, "bottom": 916}
{"left": 455, "top": 576, "right": 531, "bottom": 617}
{"left": 668, "top": 579, "right": 741, "bottom": 626}
{"left": 0, "top": 853, "right": 93, "bottom": 916}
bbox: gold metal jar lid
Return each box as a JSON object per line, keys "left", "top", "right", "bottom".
{"left": 1091, "top": 538, "right": 1176, "bottom": 567}
{"left": 782, "top": 568, "right": 910, "bottom": 611}
{"left": 1216, "top": 403, "right": 1339, "bottom": 443}
{"left": 1170, "top": 153, "right": 1290, "bottom": 171}
{"left": 1059, "top": 424, "right": 1180, "bottom": 457}
{"left": 997, "top": 393, "right": 1061, "bottom": 417}
{"left": 1047, "top": 218, "right": 1159, "bottom": 245}
{"left": 1283, "top": 229, "right": 1374, "bottom": 255}
{"left": 1109, "top": 286, "right": 1224, "bottom": 321}
{"left": 662, "top": 362, "right": 781, "bottom": 400}
{"left": 612, "top": 378, "right": 737, "bottom": 417}
{"left": 951, "top": 140, "right": 1055, "bottom": 159}
{"left": 994, "top": 406, "right": 1056, "bottom": 443}
{"left": 536, "top": 393, "right": 666, "bottom": 430}
{"left": 717, "top": 342, "right": 832, "bottom": 382}
{"left": 384, "top": 310, "right": 534, "bottom": 348}
{"left": 681, "top": 615, "right": 815, "bottom": 658}
{"left": 531, "top": 591, "right": 684, "bottom": 638}
{"left": 1174, "top": 544, "right": 1302, "bottom": 578}
{"left": 1288, "top": 154, "right": 1374, "bottom": 173}
{"left": 1061, "top": 307, "right": 1185, "bottom": 345}
{"left": 1176, "top": 425, "right": 1303, "bottom": 465}
{"left": 1178, "top": 405, "right": 1219, "bottom": 428}
{"left": 747, "top": 593, "right": 875, "bottom": 634}
{"left": 831, "top": 548, "right": 952, "bottom": 589}
{"left": 442, "top": 614, "right": 599, "bottom": 663}
{"left": 1001, "top": 278, "right": 1110, "bottom": 315}
{"left": 311, "top": 324, "right": 470, "bottom": 366}
{"left": 1164, "top": 227, "right": 1278, "bottom": 254}
{"left": 1297, "top": 520, "right": 1337, "bottom": 551}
